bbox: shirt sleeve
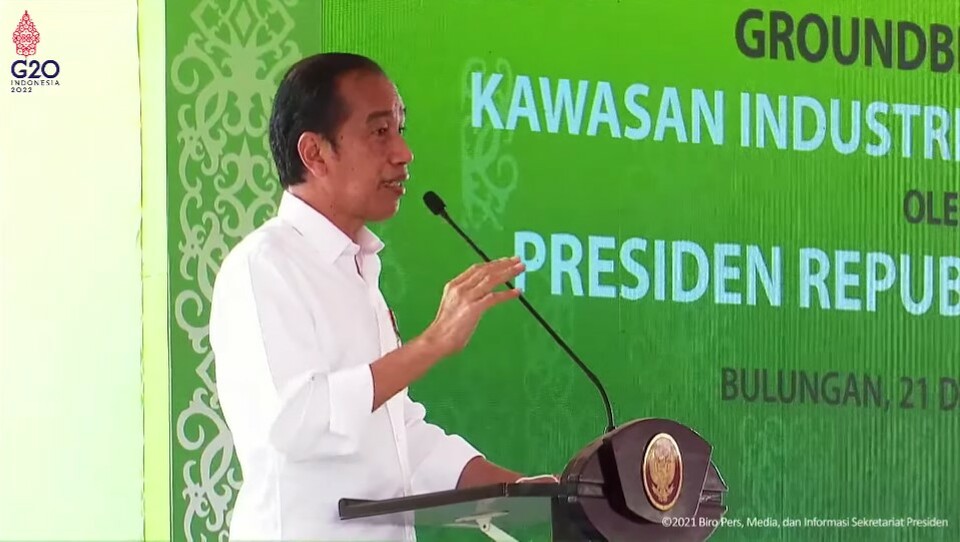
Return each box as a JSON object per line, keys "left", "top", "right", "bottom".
{"left": 403, "top": 394, "right": 483, "bottom": 494}
{"left": 210, "top": 247, "right": 375, "bottom": 461}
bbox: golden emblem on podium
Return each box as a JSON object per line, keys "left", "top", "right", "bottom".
{"left": 642, "top": 432, "right": 682, "bottom": 511}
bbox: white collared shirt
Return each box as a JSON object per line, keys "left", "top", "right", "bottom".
{"left": 210, "top": 191, "right": 483, "bottom": 541}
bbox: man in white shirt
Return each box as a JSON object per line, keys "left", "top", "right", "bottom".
{"left": 209, "top": 53, "right": 552, "bottom": 541}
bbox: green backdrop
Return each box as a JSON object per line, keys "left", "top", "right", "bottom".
{"left": 166, "top": 1, "right": 960, "bottom": 540}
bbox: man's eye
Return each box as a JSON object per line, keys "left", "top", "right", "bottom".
{"left": 375, "top": 127, "right": 389, "bottom": 136}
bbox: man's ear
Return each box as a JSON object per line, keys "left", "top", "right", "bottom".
{"left": 297, "top": 132, "right": 334, "bottom": 178}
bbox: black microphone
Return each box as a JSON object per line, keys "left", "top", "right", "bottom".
{"left": 423, "top": 190, "right": 616, "bottom": 434}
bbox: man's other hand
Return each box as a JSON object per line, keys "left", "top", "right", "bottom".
{"left": 515, "top": 474, "right": 560, "bottom": 484}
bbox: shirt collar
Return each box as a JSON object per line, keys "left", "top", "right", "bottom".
{"left": 277, "top": 190, "right": 385, "bottom": 262}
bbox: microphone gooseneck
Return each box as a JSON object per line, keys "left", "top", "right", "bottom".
{"left": 422, "top": 190, "right": 616, "bottom": 434}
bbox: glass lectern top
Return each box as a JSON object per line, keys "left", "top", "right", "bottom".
{"left": 339, "top": 482, "right": 568, "bottom": 528}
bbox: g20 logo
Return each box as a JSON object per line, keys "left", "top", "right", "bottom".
{"left": 11, "top": 59, "right": 59, "bottom": 79}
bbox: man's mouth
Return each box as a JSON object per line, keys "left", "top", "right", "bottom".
{"left": 382, "top": 174, "right": 408, "bottom": 190}
{"left": 381, "top": 175, "right": 407, "bottom": 197}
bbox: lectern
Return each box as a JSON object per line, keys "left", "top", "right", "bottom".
{"left": 339, "top": 418, "right": 727, "bottom": 541}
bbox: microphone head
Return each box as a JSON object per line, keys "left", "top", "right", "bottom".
{"left": 423, "top": 190, "right": 447, "bottom": 216}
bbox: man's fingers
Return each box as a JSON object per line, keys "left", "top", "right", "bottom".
{"left": 461, "top": 257, "right": 522, "bottom": 295}
{"left": 457, "top": 258, "right": 512, "bottom": 286}
{"left": 478, "top": 287, "right": 521, "bottom": 310}
{"left": 470, "top": 259, "right": 525, "bottom": 296}
{"left": 447, "top": 262, "right": 484, "bottom": 288}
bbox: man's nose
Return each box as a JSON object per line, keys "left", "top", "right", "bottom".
{"left": 392, "top": 136, "right": 414, "bottom": 165}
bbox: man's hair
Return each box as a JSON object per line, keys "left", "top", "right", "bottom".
{"left": 268, "top": 53, "right": 385, "bottom": 187}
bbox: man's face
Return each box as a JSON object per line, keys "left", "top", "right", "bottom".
{"left": 322, "top": 71, "right": 413, "bottom": 222}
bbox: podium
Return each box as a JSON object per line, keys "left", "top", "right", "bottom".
{"left": 339, "top": 418, "right": 727, "bottom": 541}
